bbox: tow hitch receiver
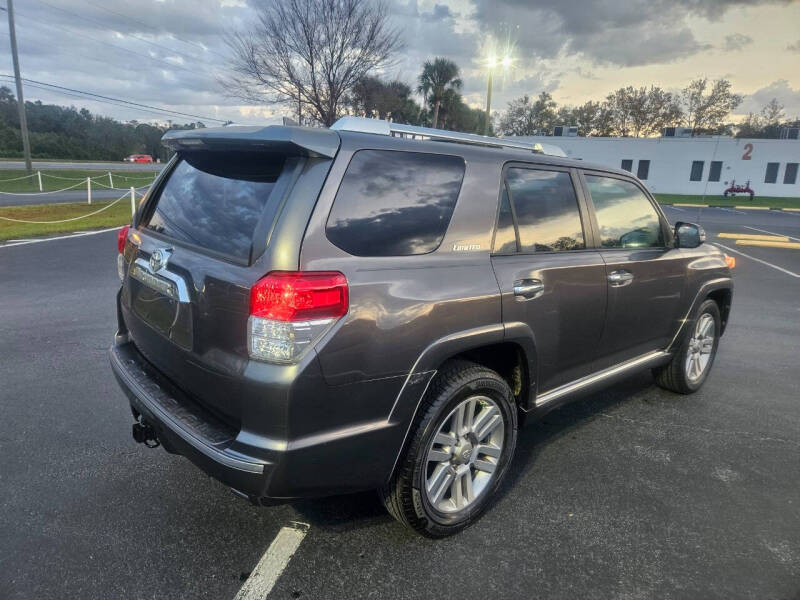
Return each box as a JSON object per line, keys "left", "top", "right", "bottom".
{"left": 132, "top": 420, "right": 160, "bottom": 448}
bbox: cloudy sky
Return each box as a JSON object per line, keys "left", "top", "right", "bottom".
{"left": 1, "top": 0, "right": 799, "bottom": 126}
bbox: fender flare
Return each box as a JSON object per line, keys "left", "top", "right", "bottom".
{"left": 668, "top": 277, "right": 733, "bottom": 351}
{"left": 385, "top": 322, "right": 538, "bottom": 479}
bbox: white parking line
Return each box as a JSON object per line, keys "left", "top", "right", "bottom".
{"left": 743, "top": 225, "right": 800, "bottom": 242}
{"left": 713, "top": 242, "right": 800, "bottom": 279}
{"left": 664, "top": 205, "right": 685, "bottom": 212}
{"left": 718, "top": 207, "right": 746, "bottom": 215}
{"left": 234, "top": 523, "right": 309, "bottom": 600}
{"left": 0, "top": 226, "right": 122, "bottom": 248}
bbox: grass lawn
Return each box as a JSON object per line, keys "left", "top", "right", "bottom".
{"left": 0, "top": 169, "right": 157, "bottom": 194}
{"left": 0, "top": 200, "right": 132, "bottom": 241}
{"left": 654, "top": 193, "right": 800, "bottom": 209}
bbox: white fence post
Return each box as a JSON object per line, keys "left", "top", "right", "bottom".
{"left": 130, "top": 186, "right": 136, "bottom": 217}
{"left": 37, "top": 170, "right": 42, "bottom": 192}
{"left": 87, "top": 177, "right": 91, "bottom": 205}
{"left": 108, "top": 171, "right": 114, "bottom": 188}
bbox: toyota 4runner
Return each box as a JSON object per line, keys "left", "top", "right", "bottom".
{"left": 110, "top": 117, "right": 733, "bottom": 537}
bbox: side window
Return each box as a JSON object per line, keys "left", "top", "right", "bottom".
{"left": 585, "top": 175, "right": 664, "bottom": 249}
{"left": 765, "top": 162, "right": 779, "bottom": 184}
{"left": 690, "top": 161, "right": 704, "bottom": 182}
{"left": 505, "top": 168, "right": 585, "bottom": 252}
{"left": 326, "top": 150, "right": 465, "bottom": 256}
{"left": 493, "top": 184, "right": 517, "bottom": 253}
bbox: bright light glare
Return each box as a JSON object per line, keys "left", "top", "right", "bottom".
{"left": 501, "top": 56, "right": 513, "bottom": 67}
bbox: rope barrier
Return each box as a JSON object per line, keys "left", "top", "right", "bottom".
{"left": 40, "top": 172, "right": 155, "bottom": 182}
{"left": 0, "top": 172, "right": 38, "bottom": 182}
{"left": 0, "top": 180, "right": 152, "bottom": 195}
{"left": 0, "top": 180, "right": 87, "bottom": 195}
{"left": 0, "top": 190, "right": 142, "bottom": 223}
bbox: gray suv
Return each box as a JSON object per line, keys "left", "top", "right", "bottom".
{"left": 110, "top": 117, "right": 733, "bottom": 537}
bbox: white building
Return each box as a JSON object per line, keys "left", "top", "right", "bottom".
{"left": 511, "top": 135, "right": 800, "bottom": 198}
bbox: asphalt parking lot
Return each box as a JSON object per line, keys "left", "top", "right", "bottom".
{"left": 1, "top": 207, "right": 798, "bottom": 599}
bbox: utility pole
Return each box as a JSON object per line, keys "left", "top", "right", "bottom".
{"left": 5, "top": 0, "right": 32, "bottom": 173}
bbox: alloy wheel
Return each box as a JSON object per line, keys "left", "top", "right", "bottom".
{"left": 685, "top": 313, "right": 715, "bottom": 382}
{"left": 424, "top": 395, "right": 505, "bottom": 514}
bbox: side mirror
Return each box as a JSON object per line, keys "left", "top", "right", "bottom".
{"left": 674, "top": 221, "right": 706, "bottom": 248}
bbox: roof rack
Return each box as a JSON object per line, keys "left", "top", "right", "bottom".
{"left": 330, "top": 116, "right": 567, "bottom": 157}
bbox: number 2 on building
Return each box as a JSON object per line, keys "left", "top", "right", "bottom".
{"left": 742, "top": 143, "right": 753, "bottom": 160}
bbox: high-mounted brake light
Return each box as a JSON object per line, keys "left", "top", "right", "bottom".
{"left": 248, "top": 271, "right": 348, "bottom": 363}
{"left": 118, "top": 225, "right": 130, "bottom": 254}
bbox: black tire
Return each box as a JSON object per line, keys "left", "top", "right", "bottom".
{"left": 381, "top": 360, "right": 518, "bottom": 538}
{"left": 654, "top": 298, "right": 721, "bottom": 394}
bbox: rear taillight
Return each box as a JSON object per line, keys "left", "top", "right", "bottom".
{"left": 117, "top": 225, "right": 130, "bottom": 254}
{"left": 117, "top": 225, "right": 130, "bottom": 281}
{"left": 248, "top": 271, "right": 348, "bottom": 364}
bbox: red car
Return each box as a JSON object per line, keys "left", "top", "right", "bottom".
{"left": 124, "top": 154, "right": 154, "bottom": 163}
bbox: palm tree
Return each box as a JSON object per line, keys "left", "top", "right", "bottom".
{"left": 417, "top": 58, "right": 462, "bottom": 129}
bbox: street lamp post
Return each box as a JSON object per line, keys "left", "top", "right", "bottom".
{"left": 484, "top": 65, "right": 494, "bottom": 137}
{"left": 484, "top": 55, "right": 511, "bottom": 137}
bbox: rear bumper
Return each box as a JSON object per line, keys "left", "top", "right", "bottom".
{"left": 110, "top": 339, "right": 271, "bottom": 497}
{"left": 109, "top": 336, "right": 413, "bottom": 502}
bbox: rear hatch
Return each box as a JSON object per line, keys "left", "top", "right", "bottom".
{"left": 119, "top": 125, "right": 338, "bottom": 428}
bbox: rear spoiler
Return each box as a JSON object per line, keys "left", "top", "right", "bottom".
{"left": 162, "top": 125, "right": 340, "bottom": 158}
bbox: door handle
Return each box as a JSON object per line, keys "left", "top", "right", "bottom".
{"left": 608, "top": 270, "right": 634, "bottom": 287}
{"left": 513, "top": 279, "right": 544, "bottom": 300}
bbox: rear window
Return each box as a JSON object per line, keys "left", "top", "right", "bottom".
{"left": 326, "top": 150, "right": 465, "bottom": 256}
{"left": 145, "top": 152, "right": 285, "bottom": 261}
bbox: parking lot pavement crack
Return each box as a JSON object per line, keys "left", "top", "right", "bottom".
{"left": 595, "top": 412, "right": 800, "bottom": 449}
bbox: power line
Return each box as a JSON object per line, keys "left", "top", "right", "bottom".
{"left": 5, "top": 78, "right": 206, "bottom": 122}
{"left": 0, "top": 74, "right": 227, "bottom": 123}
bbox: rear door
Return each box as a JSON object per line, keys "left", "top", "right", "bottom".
{"left": 120, "top": 149, "right": 331, "bottom": 426}
{"left": 579, "top": 171, "right": 686, "bottom": 367}
{"left": 490, "top": 164, "right": 607, "bottom": 393}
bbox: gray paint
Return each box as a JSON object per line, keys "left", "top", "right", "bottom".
{"left": 110, "top": 125, "right": 733, "bottom": 502}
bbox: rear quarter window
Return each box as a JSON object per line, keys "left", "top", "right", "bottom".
{"left": 325, "top": 150, "right": 465, "bottom": 256}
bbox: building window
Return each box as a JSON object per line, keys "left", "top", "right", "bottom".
{"left": 620, "top": 159, "right": 633, "bottom": 172}
{"left": 637, "top": 160, "right": 650, "bottom": 180}
{"left": 690, "top": 161, "right": 704, "bottom": 182}
{"left": 765, "top": 162, "right": 779, "bottom": 184}
{"left": 784, "top": 163, "right": 798, "bottom": 185}
{"left": 708, "top": 161, "right": 722, "bottom": 182}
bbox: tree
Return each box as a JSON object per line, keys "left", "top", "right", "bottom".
{"left": 735, "top": 98, "right": 796, "bottom": 138}
{"left": 417, "top": 58, "right": 462, "bottom": 128}
{"left": 225, "top": 0, "right": 401, "bottom": 126}
{"left": 606, "top": 86, "right": 682, "bottom": 137}
{"left": 0, "top": 86, "right": 200, "bottom": 160}
{"left": 681, "top": 78, "right": 742, "bottom": 134}
{"left": 347, "top": 76, "right": 420, "bottom": 122}
{"left": 760, "top": 98, "right": 785, "bottom": 125}
{"left": 498, "top": 92, "right": 557, "bottom": 136}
